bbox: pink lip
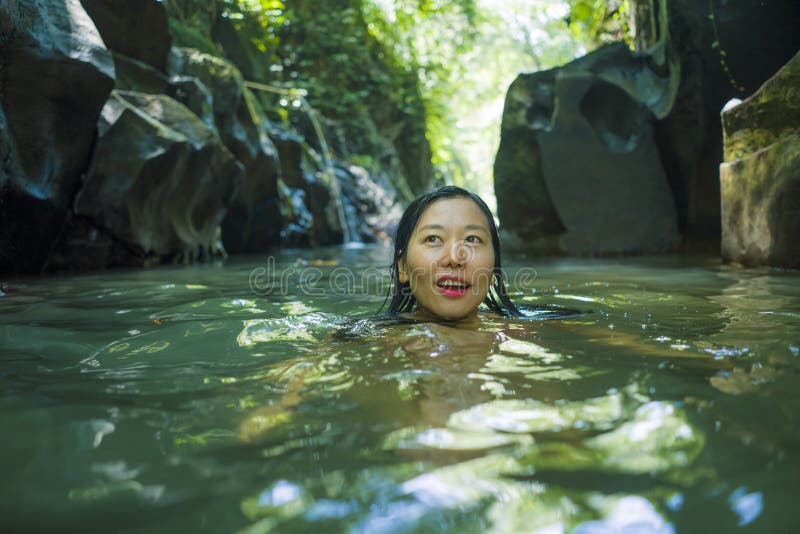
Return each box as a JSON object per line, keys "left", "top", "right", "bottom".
{"left": 435, "top": 274, "right": 470, "bottom": 298}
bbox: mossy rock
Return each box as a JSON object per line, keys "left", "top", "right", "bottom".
{"left": 722, "top": 50, "right": 800, "bottom": 162}
{"left": 720, "top": 132, "right": 800, "bottom": 268}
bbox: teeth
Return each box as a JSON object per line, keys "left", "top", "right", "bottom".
{"left": 439, "top": 280, "right": 466, "bottom": 288}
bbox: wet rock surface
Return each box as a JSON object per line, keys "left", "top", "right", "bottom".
{"left": 71, "top": 91, "right": 242, "bottom": 263}
{"left": 0, "top": 0, "right": 115, "bottom": 273}
{"left": 336, "top": 164, "right": 403, "bottom": 243}
{"left": 541, "top": 74, "right": 679, "bottom": 254}
{"left": 495, "top": 0, "right": 800, "bottom": 256}
{"left": 271, "top": 131, "right": 339, "bottom": 247}
{"left": 720, "top": 51, "right": 800, "bottom": 268}
{"left": 80, "top": 0, "right": 171, "bottom": 72}
{"left": 640, "top": 0, "right": 800, "bottom": 246}
{"left": 168, "top": 48, "right": 282, "bottom": 253}
{"left": 0, "top": 1, "right": 408, "bottom": 273}
{"left": 721, "top": 51, "right": 800, "bottom": 164}
{"left": 495, "top": 44, "right": 680, "bottom": 255}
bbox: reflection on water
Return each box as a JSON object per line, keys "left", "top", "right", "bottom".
{"left": 1, "top": 248, "right": 799, "bottom": 532}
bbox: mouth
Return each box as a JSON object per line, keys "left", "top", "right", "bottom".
{"left": 435, "top": 275, "right": 470, "bottom": 298}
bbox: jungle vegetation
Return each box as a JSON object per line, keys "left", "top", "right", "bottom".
{"left": 163, "top": 0, "right": 632, "bottom": 202}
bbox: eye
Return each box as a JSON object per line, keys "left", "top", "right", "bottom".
{"left": 423, "top": 234, "right": 442, "bottom": 244}
{"left": 465, "top": 235, "right": 483, "bottom": 244}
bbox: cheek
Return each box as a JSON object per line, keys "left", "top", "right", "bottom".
{"left": 477, "top": 251, "right": 496, "bottom": 274}
{"left": 486, "top": 251, "right": 496, "bottom": 269}
{"left": 407, "top": 250, "right": 436, "bottom": 276}
{"left": 476, "top": 253, "right": 495, "bottom": 291}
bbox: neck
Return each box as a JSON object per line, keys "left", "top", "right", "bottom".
{"left": 410, "top": 307, "right": 481, "bottom": 327}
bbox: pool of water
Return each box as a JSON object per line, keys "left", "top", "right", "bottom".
{"left": 1, "top": 246, "right": 799, "bottom": 532}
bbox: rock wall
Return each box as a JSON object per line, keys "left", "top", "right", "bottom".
{"left": 0, "top": 0, "right": 115, "bottom": 272}
{"left": 720, "top": 51, "right": 800, "bottom": 267}
{"left": 74, "top": 91, "right": 243, "bottom": 261}
{"left": 80, "top": 0, "right": 171, "bottom": 72}
{"left": 636, "top": 0, "right": 800, "bottom": 247}
{"left": 495, "top": 0, "right": 800, "bottom": 256}
{"left": 494, "top": 44, "right": 680, "bottom": 255}
{"left": 168, "top": 47, "right": 282, "bottom": 253}
{"left": 0, "top": 0, "right": 406, "bottom": 274}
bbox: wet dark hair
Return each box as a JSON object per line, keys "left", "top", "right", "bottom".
{"left": 381, "top": 186, "right": 523, "bottom": 317}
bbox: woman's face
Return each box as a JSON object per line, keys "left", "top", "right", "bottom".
{"left": 397, "top": 197, "right": 495, "bottom": 321}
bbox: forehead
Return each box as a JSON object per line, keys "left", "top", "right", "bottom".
{"left": 415, "top": 197, "right": 490, "bottom": 229}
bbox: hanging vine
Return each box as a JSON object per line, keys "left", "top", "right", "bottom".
{"left": 708, "top": 0, "right": 746, "bottom": 94}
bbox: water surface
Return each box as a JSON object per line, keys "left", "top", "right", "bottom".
{"left": 1, "top": 247, "right": 799, "bottom": 532}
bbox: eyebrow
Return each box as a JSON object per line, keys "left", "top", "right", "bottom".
{"left": 417, "top": 224, "right": 489, "bottom": 233}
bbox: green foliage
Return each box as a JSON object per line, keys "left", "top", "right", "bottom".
{"left": 258, "top": 0, "right": 440, "bottom": 196}
{"left": 361, "top": 0, "right": 478, "bottom": 181}
{"left": 163, "top": 0, "right": 428, "bottom": 177}
{"left": 167, "top": 18, "right": 222, "bottom": 55}
{"left": 164, "top": 0, "right": 287, "bottom": 66}
{"left": 218, "top": 0, "right": 287, "bottom": 63}
{"left": 708, "top": 1, "right": 746, "bottom": 93}
{"left": 277, "top": 1, "right": 415, "bottom": 120}
{"left": 162, "top": 0, "right": 620, "bottom": 201}
{"left": 163, "top": 0, "right": 217, "bottom": 39}
{"left": 565, "top": 0, "right": 633, "bottom": 47}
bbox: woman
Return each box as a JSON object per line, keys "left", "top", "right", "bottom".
{"left": 241, "top": 187, "right": 521, "bottom": 440}
{"left": 383, "top": 185, "right": 522, "bottom": 322}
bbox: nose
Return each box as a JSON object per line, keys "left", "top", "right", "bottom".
{"left": 441, "top": 242, "right": 469, "bottom": 268}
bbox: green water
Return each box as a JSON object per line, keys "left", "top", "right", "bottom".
{"left": 2, "top": 246, "right": 799, "bottom": 533}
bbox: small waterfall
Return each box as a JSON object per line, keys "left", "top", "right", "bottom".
{"left": 304, "top": 105, "right": 357, "bottom": 245}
